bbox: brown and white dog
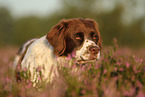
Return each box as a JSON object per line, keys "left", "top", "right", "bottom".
{"left": 14, "top": 18, "right": 102, "bottom": 83}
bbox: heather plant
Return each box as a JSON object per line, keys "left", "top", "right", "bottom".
{"left": 16, "top": 64, "right": 46, "bottom": 89}
{"left": 0, "top": 40, "right": 145, "bottom": 97}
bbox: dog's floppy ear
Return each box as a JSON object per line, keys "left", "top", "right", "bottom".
{"left": 85, "top": 18, "right": 102, "bottom": 50}
{"left": 46, "top": 19, "right": 68, "bottom": 55}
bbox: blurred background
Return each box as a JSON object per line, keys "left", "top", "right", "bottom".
{"left": 0, "top": 0, "right": 145, "bottom": 48}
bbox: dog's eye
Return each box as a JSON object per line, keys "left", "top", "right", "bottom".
{"left": 74, "top": 32, "right": 84, "bottom": 40}
{"left": 92, "top": 35, "right": 98, "bottom": 40}
{"left": 75, "top": 36, "right": 81, "bottom": 40}
{"left": 90, "top": 32, "right": 98, "bottom": 40}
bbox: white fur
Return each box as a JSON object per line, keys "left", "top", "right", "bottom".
{"left": 13, "top": 38, "right": 37, "bottom": 70}
{"left": 21, "top": 36, "right": 58, "bottom": 83}
{"left": 13, "top": 55, "right": 20, "bottom": 70}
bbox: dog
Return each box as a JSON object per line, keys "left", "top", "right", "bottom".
{"left": 14, "top": 18, "right": 102, "bottom": 84}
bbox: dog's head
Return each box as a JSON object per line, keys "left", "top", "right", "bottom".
{"left": 46, "top": 18, "right": 102, "bottom": 63}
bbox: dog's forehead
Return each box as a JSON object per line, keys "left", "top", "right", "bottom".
{"left": 80, "top": 19, "right": 95, "bottom": 28}
{"left": 67, "top": 19, "right": 96, "bottom": 34}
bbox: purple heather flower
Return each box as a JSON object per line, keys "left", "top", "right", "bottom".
{"left": 6, "top": 76, "right": 10, "bottom": 83}
{"left": 136, "top": 90, "right": 145, "bottom": 97}
{"left": 140, "top": 58, "right": 143, "bottom": 63}
{"left": 123, "top": 87, "right": 135, "bottom": 96}
{"left": 119, "top": 68, "right": 124, "bottom": 71}
{"left": 84, "top": 79, "right": 87, "bottom": 84}
{"left": 23, "top": 68, "right": 26, "bottom": 71}
{"left": 125, "top": 62, "right": 130, "bottom": 68}
{"left": 136, "top": 80, "right": 142, "bottom": 88}
{"left": 26, "top": 82, "right": 32, "bottom": 88}
{"left": 38, "top": 76, "right": 42, "bottom": 81}
{"left": 95, "top": 65, "right": 99, "bottom": 69}
{"left": 103, "top": 69, "right": 107, "bottom": 74}
{"left": 81, "top": 90, "right": 86, "bottom": 94}
{"left": 67, "top": 54, "right": 72, "bottom": 61}
{"left": 113, "top": 38, "right": 117, "bottom": 43}
{"left": 17, "top": 64, "right": 21, "bottom": 69}
{"left": 71, "top": 51, "right": 76, "bottom": 58}
{"left": 114, "top": 67, "right": 117, "bottom": 71}
{"left": 116, "top": 62, "right": 120, "bottom": 66}
{"left": 36, "top": 66, "right": 42, "bottom": 72}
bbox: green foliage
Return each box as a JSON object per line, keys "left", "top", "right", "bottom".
{"left": 0, "top": 7, "right": 14, "bottom": 45}
{"left": 13, "top": 16, "right": 44, "bottom": 45}
{"left": 0, "top": 0, "right": 145, "bottom": 47}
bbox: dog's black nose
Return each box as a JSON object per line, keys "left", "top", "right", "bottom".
{"left": 89, "top": 46, "right": 99, "bottom": 54}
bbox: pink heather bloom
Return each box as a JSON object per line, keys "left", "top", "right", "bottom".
{"left": 26, "top": 82, "right": 32, "bottom": 88}
{"left": 84, "top": 79, "right": 87, "bottom": 84}
{"left": 103, "top": 69, "right": 107, "bottom": 74}
{"left": 26, "top": 79, "right": 30, "bottom": 83}
{"left": 116, "top": 62, "right": 120, "bottom": 66}
{"left": 125, "top": 62, "right": 130, "bottom": 68}
{"left": 17, "top": 64, "right": 21, "bottom": 69}
{"left": 71, "top": 51, "right": 76, "bottom": 58}
{"left": 114, "top": 67, "right": 117, "bottom": 71}
{"left": 134, "top": 70, "right": 141, "bottom": 74}
{"left": 38, "top": 76, "right": 42, "bottom": 81}
{"left": 119, "top": 68, "right": 124, "bottom": 71}
{"left": 136, "top": 80, "right": 142, "bottom": 88}
{"left": 140, "top": 58, "right": 143, "bottom": 63}
{"left": 67, "top": 51, "right": 76, "bottom": 60}
{"left": 113, "top": 38, "right": 117, "bottom": 43}
{"left": 36, "top": 67, "right": 42, "bottom": 72}
{"left": 88, "top": 64, "right": 92, "bottom": 70}
{"left": 72, "top": 64, "right": 77, "bottom": 69}
{"left": 23, "top": 68, "right": 26, "bottom": 71}
{"left": 136, "top": 90, "right": 145, "bottom": 97}
{"left": 133, "top": 65, "right": 136, "bottom": 71}
{"left": 80, "top": 65, "right": 85, "bottom": 71}
{"left": 123, "top": 87, "right": 135, "bottom": 96}
{"left": 135, "top": 58, "right": 143, "bottom": 64}
{"left": 81, "top": 90, "right": 86, "bottom": 94}
{"left": 67, "top": 54, "right": 72, "bottom": 60}
{"left": 134, "top": 71, "right": 138, "bottom": 74}
{"left": 95, "top": 65, "right": 99, "bottom": 69}
{"left": 6, "top": 76, "right": 11, "bottom": 83}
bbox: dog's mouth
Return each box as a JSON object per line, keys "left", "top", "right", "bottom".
{"left": 76, "top": 56, "right": 98, "bottom": 64}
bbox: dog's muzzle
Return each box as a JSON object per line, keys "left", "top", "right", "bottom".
{"left": 75, "top": 39, "right": 100, "bottom": 64}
